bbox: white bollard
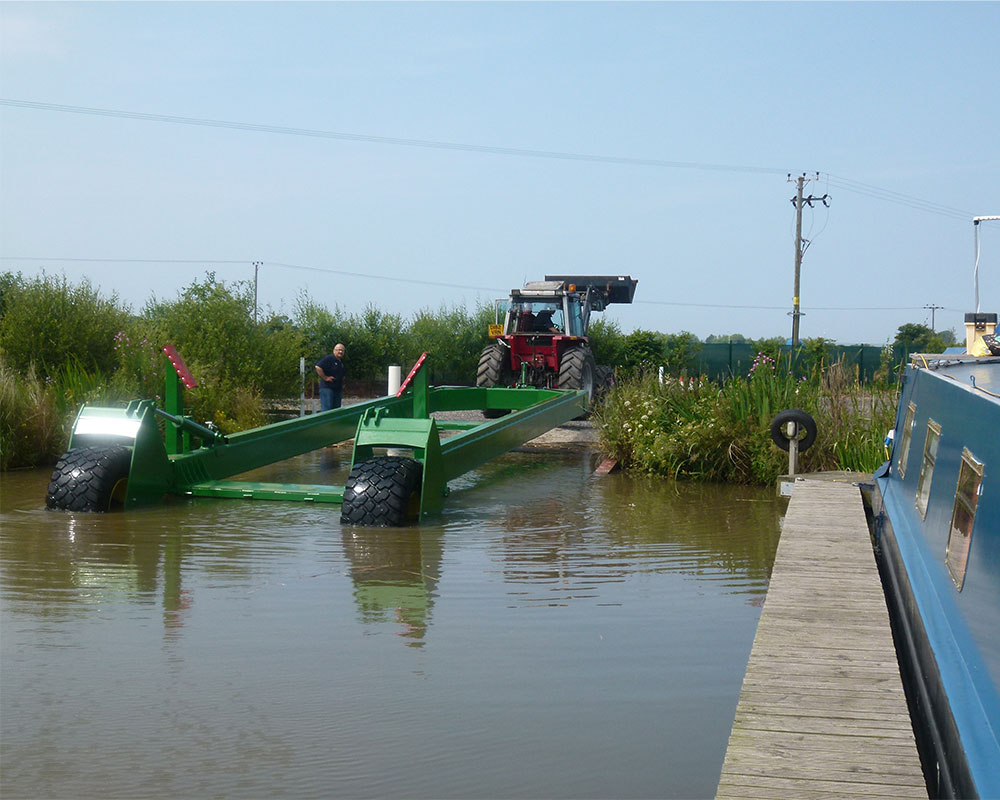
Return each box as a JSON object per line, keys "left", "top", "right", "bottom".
{"left": 658, "top": 365, "right": 664, "bottom": 385}
{"left": 388, "top": 365, "right": 402, "bottom": 396}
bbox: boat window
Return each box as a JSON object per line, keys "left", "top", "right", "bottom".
{"left": 946, "top": 448, "right": 984, "bottom": 591}
{"left": 898, "top": 402, "right": 917, "bottom": 479}
{"left": 915, "top": 419, "right": 941, "bottom": 519}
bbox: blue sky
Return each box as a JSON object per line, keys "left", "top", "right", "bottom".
{"left": 1, "top": 1, "right": 998, "bottom": 345}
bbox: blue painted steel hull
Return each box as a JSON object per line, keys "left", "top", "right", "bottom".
{"left": 872, "top": 357, "right": 1000, "bottom": 798}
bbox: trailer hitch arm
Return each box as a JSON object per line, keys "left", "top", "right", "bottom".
{"left": 153, "top": 407, "right": 228, "bottom": 446}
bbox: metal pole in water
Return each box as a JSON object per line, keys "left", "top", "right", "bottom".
{"left": 787, "top": 420, "right": 798, "bottom": 475}
{"left": 300, "top": 357, "right": 306, "bottom": 417}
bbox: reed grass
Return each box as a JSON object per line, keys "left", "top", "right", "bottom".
{"left": 594, "top": 354, "right": 897, "bottom": 485}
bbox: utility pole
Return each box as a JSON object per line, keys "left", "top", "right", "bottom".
{"left": 787, "top": 173, "right": 830, "bottom": 347}
{"left": 791, "top": 175, "right": 805, "bottom": 347}
{"left": 924, "top": 303, "right": 944, "bottom": 332}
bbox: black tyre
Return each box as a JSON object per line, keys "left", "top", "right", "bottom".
{"left": 340, "top": 456, "right": 423, "bottom": 527}
{"left": 593, "top": 365, "right": 614, "bottom": 401}
{"left": 476, "top": 342, "right": 513, "bottom": 419}
{"left": 769, "top": 409, "right": 818, "bottom": 453}
{"left": 45, "top": 445, "right": 132, "bottom": 512}
{"left": 557, "top": 346, "right": 596, "bottom": 405}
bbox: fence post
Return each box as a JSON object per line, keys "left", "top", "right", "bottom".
{"left": 299, "top": 357, "right": 306, "bottom": 416}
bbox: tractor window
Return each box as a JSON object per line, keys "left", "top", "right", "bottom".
{"left": 566, "top": 300, "right": 584, "bottom": 337}
{"left": 511, "top": 302, "right": 564, "bottom": 333}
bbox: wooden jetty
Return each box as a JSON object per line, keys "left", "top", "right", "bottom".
{"left": 715, "top": 478, "right": 926, "bottom": 799}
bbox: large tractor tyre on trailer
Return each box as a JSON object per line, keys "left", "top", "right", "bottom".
{"left": 557, "top": 347, "right": 596, "bottom": 409}
{"left": 46, "top": 445, "right": 132, "bottom": 512}
{"left": 340, "top": 456, "right": 424, "bottom": 527}
{"left": 476, "top": 342, "right": 512, "bottom": 419}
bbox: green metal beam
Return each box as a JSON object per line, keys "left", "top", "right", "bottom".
{"left": 168, "top": 394, "right": 413, "bottom": 488}
{"left": 188, "top": 481, "right": 344, "bottom": 503}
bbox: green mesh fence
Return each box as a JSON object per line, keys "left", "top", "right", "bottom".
{"left": 691, "top": 343, "right": 897, "bottom": 382}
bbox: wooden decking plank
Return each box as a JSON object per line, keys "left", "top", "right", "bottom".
{"left": 715, "top": 479, "right": 926, "bottom": 798}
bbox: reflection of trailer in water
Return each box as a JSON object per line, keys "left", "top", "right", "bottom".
{"left": 45, "top": 350, "right": 586, "bottom": 526}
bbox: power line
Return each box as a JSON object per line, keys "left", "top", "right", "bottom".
{"left": 264, "top": 260, "right": 504, "bottom": 293}
{"left": 0, "top": 98, "right": 789, "bottom": 176}
{"left": 823, "top": 173, "right": 973, "bottom": 221}
{"left": 0, "top": 254, "right": 954, "bottom": 313}
{"left": 0, "top": 256, "right": 249, "bottom": 265}
{"left": 2, "top": 99, "right": 979, "bottom": 223}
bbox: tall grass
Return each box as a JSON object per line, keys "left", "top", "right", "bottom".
{"left": 594, "top": 354, "right": 897, "bottom": 485}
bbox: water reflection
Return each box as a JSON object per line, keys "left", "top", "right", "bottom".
{"left": 341, "top": 528, "right": 442, "bottom": 647}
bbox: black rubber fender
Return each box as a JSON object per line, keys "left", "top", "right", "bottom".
{"left": 769, "top": 409, "right": 818, "bottom": 452}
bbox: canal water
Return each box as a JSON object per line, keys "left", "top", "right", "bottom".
{"left": 1, "top": 447, "right": 781, "bottom": 799}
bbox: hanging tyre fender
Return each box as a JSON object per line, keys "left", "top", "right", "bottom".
{"left": 769, "top": 409, "right": 818, "bottom": 453}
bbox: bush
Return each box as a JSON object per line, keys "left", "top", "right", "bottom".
{"left": 145, "top": 274, "right": 305, "bottom": 397}
{"left": 404, "top": 303, "right": 494, "bottom": 384}
{"left": 0, "top": 271, "right": 129, "bottom": 376}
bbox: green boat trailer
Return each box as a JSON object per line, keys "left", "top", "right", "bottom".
{"left": 46, "top": 349, "right": 587, "bottom": 525}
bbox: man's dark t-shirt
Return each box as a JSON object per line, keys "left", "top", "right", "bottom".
{"left": 316, "top": 354, "right": 345, "bottom": 390}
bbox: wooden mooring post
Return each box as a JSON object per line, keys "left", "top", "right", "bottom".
{"left": 715, "top": 479, "right": 926, "bottom": 799}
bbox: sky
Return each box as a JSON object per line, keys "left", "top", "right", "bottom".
{"left": 1, "top": 1, "right": 998, "bottom": 346}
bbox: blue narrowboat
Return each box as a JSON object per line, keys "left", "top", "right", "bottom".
{"left": 870, "top": 330, "right": 1000, "bottom": 797}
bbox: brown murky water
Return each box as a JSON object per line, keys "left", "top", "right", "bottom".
{"left": 1, "top": 447, "right": 781, "bottom": 799}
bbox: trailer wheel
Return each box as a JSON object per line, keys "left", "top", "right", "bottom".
{"left": 45, "top": 445, "right": 132, "bottom": 512}
{"left": 340, "top": 456, "right": 423, "bottom": 527}
{"left": 769, "top": 409, "right": 818, "bottom": 453}
{"left": 558, "top": 346, "right": 596, "bottom": 415}
{"left": 477, "top": 342, "right": 513, "bottom": 419}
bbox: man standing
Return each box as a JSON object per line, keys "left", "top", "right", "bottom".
{"left": 315, "top": 343, "right": 346, "bottom": 411}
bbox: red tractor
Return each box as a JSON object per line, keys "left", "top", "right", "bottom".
{"left": 476, "top": 275, "right": 637, "bottom": 416}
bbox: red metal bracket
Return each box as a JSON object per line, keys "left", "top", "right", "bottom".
{"left": 162, "top": 344, "right": 198, "bottom": 389}
{"left": 396, "top": 352, "right": 428, "bottom": 397}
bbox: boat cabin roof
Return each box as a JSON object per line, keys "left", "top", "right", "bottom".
{"left": 910, "top": 354, "right": 1000, "bottom": 407}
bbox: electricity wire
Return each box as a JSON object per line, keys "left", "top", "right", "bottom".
{"left": 0, "top": 98, "right": 788, "bottom": 176}
{"left": 1, "top": 99, "right": 980, "bottom": 222}
{"left": 0, "top": 255, "right": 964, "bottom": 313}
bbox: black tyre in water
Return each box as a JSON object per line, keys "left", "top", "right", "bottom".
{"left": 45, "top": 445, "right": 132, "bottom": 512}
{"left": 476, "top": 342, "right": 513, "bottom": 419}
{"left": 340, "top": 456, "right": 424, "bottom": 527}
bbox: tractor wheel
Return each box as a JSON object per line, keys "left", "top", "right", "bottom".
{"left": 594, "top": 365, "right": 615, "bottom": 401}
{"left": 45, "top": 445, "right": 132, "bottom": 512}
{"left": 340, "top": 456, "right": 423, "bottom": 527}
{"left": 557, "top": 346, "right": 597, "bottom": 413}
{"left": 476, "top": 342, "right": 513, "bottom": 419}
